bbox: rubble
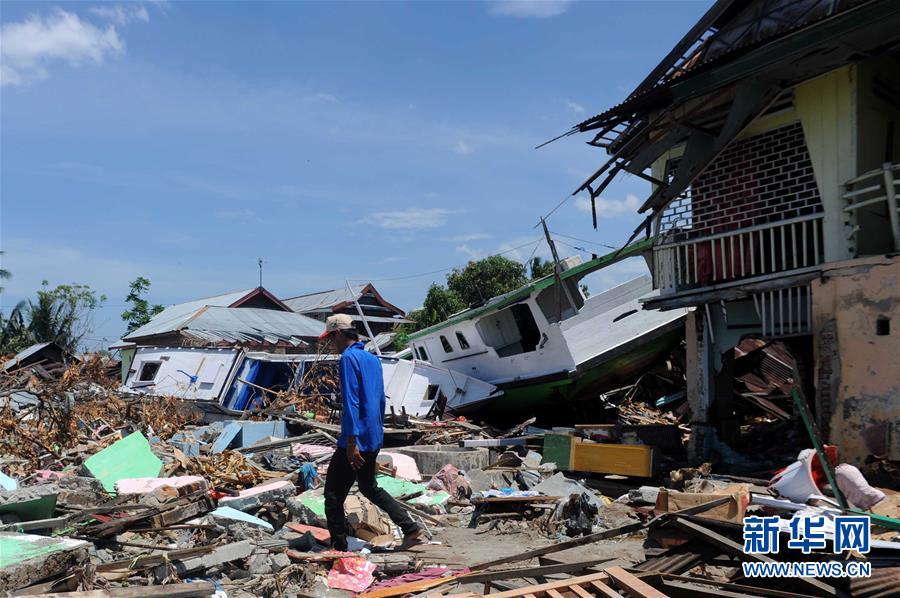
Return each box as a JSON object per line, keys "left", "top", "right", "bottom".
{"left": 0, "top": 332, "right": 896, "bottom": 598}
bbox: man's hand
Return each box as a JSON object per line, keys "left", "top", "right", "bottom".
{"left": 347, "top": 438, "right": 365, "bottom": 470}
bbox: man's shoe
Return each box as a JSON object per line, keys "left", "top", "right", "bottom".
{"left": 401, "top": 527, "right": 425, "bottom": 546}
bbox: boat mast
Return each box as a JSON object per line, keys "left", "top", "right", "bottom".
{"left": 540, "top": 218, "right": 578, "bottom": 321}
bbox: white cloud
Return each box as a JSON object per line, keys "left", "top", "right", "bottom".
{"left": 487, "top": 0, "right": 573, "bottom": 19}
{"left": 454, "top": 140, "right": 473, "bottom": 155}
{"left": 565, "top": 100, "right": 584, "bottom": 114}
{"left": 89, "top": 4, "right": 150, "bottom": 25}
{"left": 315, "top": 92, "right": 339, "bottom": 103}
{"left": 455, "top": 244, "right": 483, "bottom": 260}
{"left": 444, "top": 233, "right": 492, "bottom": 243}
{"left": 1, "top": 9, "right": 124, "bottom": 86}
{"left": 368, "top": 207, "right": 452, "bottom": 230}
{"left": 574, "top": 193, "right": 641, "bottom": 218}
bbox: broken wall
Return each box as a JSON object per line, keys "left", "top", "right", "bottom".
{"left": 812, "top": 254, "right": 900, "bottom": 464}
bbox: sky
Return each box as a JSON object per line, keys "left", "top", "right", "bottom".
{"left": 0, "top": 0, "right": 711, "bottom": 348}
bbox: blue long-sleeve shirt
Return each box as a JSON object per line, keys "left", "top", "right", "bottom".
{"left": 338, "top": 342, "right": 385, "bottom": 452}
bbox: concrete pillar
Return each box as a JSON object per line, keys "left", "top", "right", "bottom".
{"left": 685, "top": 309, "right": 714, "bottom": 462}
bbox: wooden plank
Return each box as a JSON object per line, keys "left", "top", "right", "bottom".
{"left": 671, "top": 517, "right": 836, "bottom": 596}
{"left": 546, "top": 589, "right": 565, "bottom": 598}
{"left": 471, "top": 496, "right": 561, "bottom": 504}
{"left": 471, "top": 522, "right": 645, "bottom": 571}
{"left": 452, "top": 559, "right": 615, "bottom": 585}
{"left": 604, "top": 567, "right": 667, "bottom": 598}
{"left": 30, "top": 581, "right": 216, "bottom": 597}
{"left": 589, "top": 580, "right": 623, "bottom": 598}
{"left": 569, "top": 584, "right": 595, "bottom": 598}
{"left": 485, "top": 573, "right": 612, "bottom": 598}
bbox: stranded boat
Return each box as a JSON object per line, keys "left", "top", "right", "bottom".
{"left": 121, "top": 346, "right": 500, "bottom": 418}
{"left": 405, "top": 239, "right": 687, "bottom": 419}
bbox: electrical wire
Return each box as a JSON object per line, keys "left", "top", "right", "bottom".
{"left": 351, "top": 238, "right": 544, "bottom": 283}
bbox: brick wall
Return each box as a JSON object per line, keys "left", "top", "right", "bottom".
{"left": 663, "top": 122, "right": 823, "bottom": 241}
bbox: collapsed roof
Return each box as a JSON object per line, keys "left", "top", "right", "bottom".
{"left": 555, "top": 0, "right": 900, "bottom": 241}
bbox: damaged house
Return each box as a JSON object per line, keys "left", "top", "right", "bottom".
{"left": 282, "top": 283, "right": 410, "bottom": 338}
{"left": 562, "top": 0, "right": 900, "bottom": 464}
{"left": 115, "top": 286, "right": 498, "bottom": 417}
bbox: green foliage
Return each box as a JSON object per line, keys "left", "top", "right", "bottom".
{"left": 0, "top": 301, "right": 30, "bottom": 355}
{"left": 446, "top": 255, "right": 527, "bottom": 306}
{"left": 397, "top": 255, "right": 530, "bottom": 337}
{"left": 529, "top": 256, "right": 555, "bottom": 280}
{"left": 121, "top": 276, "right": 165, "bottom": 333}
{"left": 0, "top": 251, "right": 9, "bottom": 294}
{"left": 26, "top": 281, "right": 107, "bottom": 352}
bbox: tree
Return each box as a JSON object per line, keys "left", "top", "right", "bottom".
{"left": 0, "top": 251, "right": 9, "bottom": 294}
{"left": 0, "top": 301, "right": 29, "bottom": 355}
{"left": 26, "top": 281, "right": 106, "bottom": 352}
{"left": 446, "top": 255, "right": 527, "bottom": 306}
{"left": 529, "top": 256, "right": 555, "bottom": 280}
{"left": 121, "top": 276, "right": 165, "bottom": 333}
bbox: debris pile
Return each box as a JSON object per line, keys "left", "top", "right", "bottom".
{"left": 1, "top": 353, "right": 898, "bottom": 598}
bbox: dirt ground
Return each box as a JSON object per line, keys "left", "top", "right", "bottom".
{"left": 401, "top": 519, "right": 648, "bottom": 595}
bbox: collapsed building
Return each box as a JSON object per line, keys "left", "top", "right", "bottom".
{"left": 559, "top": 0, "right": 900, "bottom": 465}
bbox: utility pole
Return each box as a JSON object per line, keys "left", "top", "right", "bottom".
{"left": 258, "top": 258, "right": 264, "bottom": 288}
{"left": 346, "top": 280, "right": 382, "bottom": 356}
{"left": 541, "top": 218, "right": 577, "bottom": 322}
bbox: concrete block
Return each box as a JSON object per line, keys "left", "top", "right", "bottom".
{"left": 0, "top": 485, "right": 59, "bottom": 523}
{"left": 153, "top": 539, "right": 254, "bottom": 582}
{"left": 219, "top": 479, "right": 295, "bottom": 511}
{"left": 0, "top": 532, "right": 89, "bottom": 591}
{"left": 56, "top": 476, "right": 107, "bottom": 508}
{"left": 270, "top": 552, "right": 291, "bottom": 572}
{"left": 393, "top": 445, "right": 489, "bottom": 476}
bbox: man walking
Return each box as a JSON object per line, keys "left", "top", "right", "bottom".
{"left": 320, "top": 314, "right": 423, "bottom": 551}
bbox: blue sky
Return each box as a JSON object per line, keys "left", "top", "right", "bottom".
{"left": 1, "top": 0, "right": 710, "bottom": 347}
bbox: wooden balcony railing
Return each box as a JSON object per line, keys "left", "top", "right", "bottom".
{"left": 654, "top": 213, "right": 825, "bottom": 295}
{"left": 843, "top": 162, "right": 900, "bottom": 253}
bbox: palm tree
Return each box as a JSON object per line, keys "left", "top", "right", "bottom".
{"left": 0, "top": 251, "right": 10, "bottom": 294}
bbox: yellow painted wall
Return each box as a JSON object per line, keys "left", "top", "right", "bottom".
{"left": 794, "top": 66, "right": 857, "bottom": 263}
{"left": 812, "top": 255, "right": 900, "bottom": 465}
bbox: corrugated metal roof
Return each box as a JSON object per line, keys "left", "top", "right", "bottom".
{"left": 123, "top": 288, "right": 257, "bottom": 341}
{"left": 2, "top": 342, "right": 55, "bottom": 371}
{"left": 178, "top": 307, "right": 325, "bottom": 347}
{"left": 282, "top": 285, "right": 367, "bottom": 313}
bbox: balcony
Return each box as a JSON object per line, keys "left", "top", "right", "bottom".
{"left": 843, "top": 162, "right": 900, "bottom": 255}
{"left": 652, "top": 213, "right": 825, "bottom": 299}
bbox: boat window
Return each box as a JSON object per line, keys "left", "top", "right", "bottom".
{"left": 440, "top": 335, "right": 454, "bottom": 353}
{"left": 475, "top": 303, "right": 541, "bottom": 358}
{"left": 613, "top": 309, "right": 639, "bottom": 322}
{"left": 416, "top": 346, "right": 429, "bottom": 361}
{"left": 456, "top": 331, "right": 470, "bottom": 349}
{"left": 536, "top": 281, "right": 584, "bottom": 324}
{"left": 138, "top": 361, "right": 161, "bottom": 382}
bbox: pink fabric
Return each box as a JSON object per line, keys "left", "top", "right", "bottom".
{"left": 428, "top": 464, "right": 471, "bottom": 498}
{"left": 380, "top": 451, "right": 422, "bottom": 482}
{"left": 326, "top": 557, "right": 378, "bottom": 592}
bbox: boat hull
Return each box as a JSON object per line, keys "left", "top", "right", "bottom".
{"left": 450, "top": 327, "right": 683, "bottom": 424}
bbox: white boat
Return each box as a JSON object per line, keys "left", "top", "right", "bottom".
{"left": 405, "top": 239, "right": 688, "bottom": 419}
{"left": 121, "top": 346, "right": 500, "bottom": 418}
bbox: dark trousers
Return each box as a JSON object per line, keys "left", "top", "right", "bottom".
{"left": 324, "top": 447, "right": 417, "bottom": 549}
